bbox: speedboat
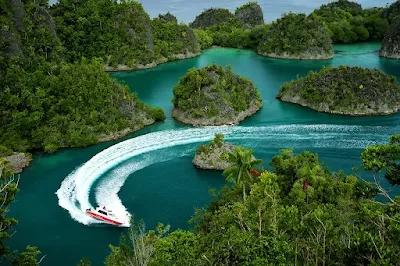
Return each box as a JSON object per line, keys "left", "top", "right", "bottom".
{"left": 86, "top": 206, "right": 123, "bottom": 226}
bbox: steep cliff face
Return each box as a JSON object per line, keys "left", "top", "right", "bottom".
{"left": 380, "top": 19, "right": 400, "bottom": 59}
{"left": 190, "top": 8, "right": 236, "bottom": 29}
{"left": 235, "top": 2, "right": 264, "bottom": 28}
{"left": 277, "top": 66, "right": 400, "bottom": 116}
{"left": 108, "top": 1, "right": 156, "bottom": 67}
{"left": 258, "top": 13, "right": 333, "bottom": 60}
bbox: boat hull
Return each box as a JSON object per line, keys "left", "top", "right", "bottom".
{"left": 86, "top": 211, "right": 123, "bottom": 226}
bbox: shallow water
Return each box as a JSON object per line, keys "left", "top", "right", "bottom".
{"left": 8, "top": 43, "right": 400, "bottom": 265}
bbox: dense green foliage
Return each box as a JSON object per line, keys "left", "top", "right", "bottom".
{"left": 277, "top": 66, "right": 400, "bottom": 115}
{"left": 152, "top": 15, "right": 200, "bottom": 60}
{"left": 312, "top": 1, "right": 390, "bottom": 43}
{"left": 193, "top": 29, "right": 213, "bottom": 50}
{"left": 362, "top": 134, "right": 400, "bottom": 186}
{"left": 1, "top": 58, "right": 162, "bottom": 153}
{"left": 258, "top": 13, "right": 333, "bottom": 59}
{"left": 385, "top": 1, "right": 400, "bottom": 24}
{"left": 223, "top": 147, "right": 262, "bottom": 201}
{"left": 1, "top": 0, "right": 165, "bottom": 154}
{"left": 106, "top": 139, "right": 400, "bottom": 265}
{"left": 380, "top": 18, "right": 400, "bottom": 59}
{"left": 191, "top": 3, "right": 269, "bottom": 49}
{"left": 0, "top": 160, "right": 41, "bottom": 265}
{"left": 51, "top": 0, "right": 199, "bottom": 68}
{"left": 172, "top": 64, "right": 262, "bottom": 124}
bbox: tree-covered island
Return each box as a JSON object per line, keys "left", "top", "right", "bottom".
{"left": 172, "top": 64, "right": 263, "bottom": 126}
{"left": 193, "top": 134, "right": 258, "bottom": 171}
{"left": 258, "top": 13, "right": 334, "bottom": 60}
{"left": 277, "top": 66, "right": 400, "bottom": 116}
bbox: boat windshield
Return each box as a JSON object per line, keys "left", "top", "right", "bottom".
{"left": 98, "top": 210, "right": 108, "bottom": 216}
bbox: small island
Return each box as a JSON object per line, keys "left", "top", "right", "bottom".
{"left": 193, "top": 134, "right": 236, "bottom": 170}
{"left": 380, "top": 19, "right": 400, "bottom": 59}
{"left": 277, "top": 66, "right": 400, "bottom": 116}
{"left": 172, "top": 64, "right": 263, "bottom": 126}
{"left": 258, "top": 13, "right": 333, "bottom": 60}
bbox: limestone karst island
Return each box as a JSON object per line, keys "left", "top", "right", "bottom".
{"left": 1, "top": 0, "right": 400, "bottom": 265}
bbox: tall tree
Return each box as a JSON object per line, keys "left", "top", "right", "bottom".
{"left": 223, "top": 147, "right": 262, "bottom": 201}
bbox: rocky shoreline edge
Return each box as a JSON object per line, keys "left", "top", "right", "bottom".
{"left": 105, "top": 52, "right": 201, "bottom": 72}
{"left": 173, "top": 100, "right": 262, "bottom": 127}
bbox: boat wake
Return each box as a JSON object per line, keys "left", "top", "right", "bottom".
{"left": 56, "top": 124, "right": 396, "bottom": 227}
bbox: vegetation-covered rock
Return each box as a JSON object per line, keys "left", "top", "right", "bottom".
{"left": 258, "top": 13, "right": 333, "bottom": 59}
{"left": 190, "top": 3, "right": 269, "bottom": 50}
{"left": 151, "top": 15, "right": 200, "bottom": 63}
{"left": 193, "top": 134, "right": 236, "bottom": 170}
{"left": 51, "top": 0, "right": 200, "bottom": 71}
{"left": 172, "top": 64, "right": 263, "bottom": 126}
{"left": 158, "top": 12, "right": 177, "bottom": 23}
{"left": 384, "top": 0, "right": 400, "bottom": 24}
{"left": 312, "top": 1, "right": 390, "bottom": 43}
{"left": 190, "top": 8, "right": 236, "bottom": 29}
{"left": 234, "top": 2, "right": 264, "bottom": 28}
{"left": 277, "top": 66, "right": 400, "bottom": 116}
{"left": 380, "top": 19, "right": 400, "bottom": 59}
{"left": 1, "top": 153, "right": 32, "bottom": 174}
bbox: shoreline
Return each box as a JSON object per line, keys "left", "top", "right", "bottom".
{"left": 105, "top": 52, "right": 201, "bottom": 72}
{"left": 172, "top": 100, "right": 263, "bottom": 127}
{"left": 258, "top": 51, "right": 334, "bottom": 60}
{"left": 278, "top": 96, "right": 400, "bottom": 117}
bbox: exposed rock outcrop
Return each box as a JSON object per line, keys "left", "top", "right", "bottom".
{"left": 2, "top": 153, "right": 32, "bottom": 174}
{"left": 235, "top": 2, "right": 264, "bottom": 28}
{"left": 380, "top": 19, "right": 400, "bottom": 59}
{"left": 190, "top": 8, "right": 236, "bottom": 29}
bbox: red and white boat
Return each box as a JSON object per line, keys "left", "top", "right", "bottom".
{"left": 86, "top": 206, "right": 123, "bottom": 226}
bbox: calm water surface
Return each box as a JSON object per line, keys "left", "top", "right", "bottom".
{"left": 8, "top": 43, "right": 400, "bottom": 265}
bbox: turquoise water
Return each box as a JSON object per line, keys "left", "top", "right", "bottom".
{"left": 8, "top": 43, "right": 400, "bottom": 265}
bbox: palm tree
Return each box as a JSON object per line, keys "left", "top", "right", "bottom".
{"left": 223, "top": 147, "right": 263, "bottom": 201}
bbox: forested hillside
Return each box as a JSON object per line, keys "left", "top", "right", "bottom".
{"left": 311, "top": 0, "right": 391, "bottom": 43}
{"left": 51, "top": 0, "right": 200, "bottom": 70}
{"left": 0, "top": 0, "right": 165, "bottom": 155}
{"left": 258, "top": 13, "right": 333, "bottom": 59}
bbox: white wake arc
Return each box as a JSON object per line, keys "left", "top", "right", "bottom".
{"left": 56, "top": 125, "right": 393, "bottom": 227}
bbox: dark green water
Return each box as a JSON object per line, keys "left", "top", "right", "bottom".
{"left": 8, "top": 43, "right": 400, "bottom": 266}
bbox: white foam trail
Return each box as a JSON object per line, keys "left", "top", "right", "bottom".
{"left": 56, "top": 124, "right": 398, "bottom": 227}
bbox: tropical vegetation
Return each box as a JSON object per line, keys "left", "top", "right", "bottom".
{"left": 172, "top": 64, "right": 263, "bottom": 126}
{"left": 51, "top": 0, "right": 200, "bottom": 69}
{"left": 277, "top": 65, "right": 400, "bottom": 115}
{"left": 258, "top": 13, "right": 333, "bottom": 59}
{"left": 105, "top": 135, "right": 400, "bottom": 266}
{"left": 311, "top": 0, "right": 391, "bottom": 43}
{"left": 0, "top": 0, "right": 165, "bottom": 155}
{"left": 190, "top": 3, "right": 269, "bottom": 49}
